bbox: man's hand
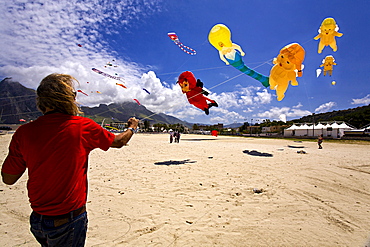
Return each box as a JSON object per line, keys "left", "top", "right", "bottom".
{"left": 127, "top": 117, "right": 139, "bottom": 129}
{"left": 111, "top": 117, "right": 140, "bottom": 148}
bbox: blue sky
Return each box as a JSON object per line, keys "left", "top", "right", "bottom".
{"left": 1, "top": 0, "right": 369, "bottom": 125}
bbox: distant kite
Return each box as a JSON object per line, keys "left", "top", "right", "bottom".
{"left": 208, "top": 24, "right": 269, "bottom": 88}
{"left": 133, "top": 99, "right": 141, "bottom": 105}
{"left": 168, "top": 32, "right": 196, "bottom": 55}
{"left": 143, "top": 88, "right": 150, "bottom": 94}
{"left": 105, "top": 59, "right": 118, "bottom": 68}
{"left": 320, "top": 55, "right": 336, "bottom": 76}
{"left": 77, "top": 44, "right": 82, "bottom": 47}
{"left": 116, "top": 83, "right": 127, "bottom": 89}
{"left": 77, "top": 90, "right": 88, "bottom": 96}
{"left": 92, "top": 68, "right": 125, "bottom": 82}
{"left": 316, "top": 69, "right": 322, "bottom": 78}
{"left": 314, "top": 17, "right": 343, "bottom": 54}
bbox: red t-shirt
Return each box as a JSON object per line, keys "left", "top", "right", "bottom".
{"left": 2, "top": 113, "right": 115, "bottom": 215}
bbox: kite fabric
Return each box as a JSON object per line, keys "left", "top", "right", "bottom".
{"left": 77, "top": 89, "right": 88, "bottom": 96}
{"left": 208, "top": 24, "right": 269, "bottom": 88}
{"left": 320, "top": 55, "right": 336, "bottom": 76}
{"left": 316, "top": 69, "right": 322, "bottom": 78}
{"left": 168, "top": 32, "right": 196, "bottom": 55}
{"left": 269, "top": 43, "right": 305, "bottom": 101}
{"left": 116, "top": 83, "right": 127, "bottom": 89}
{"left": 92, "top": 68, "right": 125, "bottom": 82}
{"left": 177, "top": 71, "right": 218, "bottom": 115}
{"left": 314, "top": 17, "right": 343, "bottom": 54}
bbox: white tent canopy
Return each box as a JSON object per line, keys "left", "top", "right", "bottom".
{"left": 284, "top": 121, "right": 354, "bottom": 138}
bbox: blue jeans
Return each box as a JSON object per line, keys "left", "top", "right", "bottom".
{"left": 30, "top": 211, "right": 88, "bottom": 247}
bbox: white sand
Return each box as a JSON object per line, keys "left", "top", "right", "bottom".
{"left": 1, "top": 133, "right": 370, "bottom": 247}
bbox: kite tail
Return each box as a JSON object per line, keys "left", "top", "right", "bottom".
{"left": 232, "top": 61, "right": 269, "bottom": 87}
{"left": 228, "top": 51, "right": 270, "bottom": 88}
{"left": 177, "top": 42, "right": 196, "bottom": 55}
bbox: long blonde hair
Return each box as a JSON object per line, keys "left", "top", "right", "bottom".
{"left": 36, "top": 73, "right": 82, "bottom": 115}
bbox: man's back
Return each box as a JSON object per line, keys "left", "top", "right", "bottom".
{"left": 3, "top": 113, "right": 114, "bottom": 215}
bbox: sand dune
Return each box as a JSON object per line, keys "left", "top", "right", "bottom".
{"left": 1, "top": 133, "right": 370, "bottom": 246}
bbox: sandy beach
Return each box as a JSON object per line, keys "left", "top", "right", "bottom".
{"left": 1, "top": 133, "right": 370, "bottom": 247}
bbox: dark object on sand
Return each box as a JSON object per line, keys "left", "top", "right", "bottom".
{"left": 253, "top": 188, "right": 263, "bottom": 194}
{"left": 243, "top": 150, "right": 273, "bottom": 157}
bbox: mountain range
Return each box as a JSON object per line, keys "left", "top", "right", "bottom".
{"left": 0, "top": 78, "right": 41, "bottom": 123}
{"left": 1, "top": 77, "right": 369, "bottom": 128}
{"left": 0, "top": 77, "right": 191, "bottom": 127}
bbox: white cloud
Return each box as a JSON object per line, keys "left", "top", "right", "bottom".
{"left": 254, "top": 89, "right": 272, "bottom": 104}
{"left": 351, "top": 94, "right": 370, "bottom": 105}
{"left": 314, "top": 101, "right": 336, "bottom": 113}
{"left": 137, "top": 71, "right": 187, "bottom": 113}
{"left": 213, "top": 86, "right": 272, "bottom": 109}
{"left": 257, "top": 106, "right": 312, "bottom": 121}
{"left": 171, "top": 107, "right": 203, "bottom": 120}
{"left": 209, "top": 108, "right": 245, "bottom": 124}
{"left": 153, "top": 84, "right": 274, "bottom": 124}
{"left": 214, "top": 92, "right": 240, "bottom": 109}
{"left": 0, "top": 0, "right": 301, "bottom": 125}
{"left": 293, "top": 102, "right": 303, "bottom": 108}
{"left": 0, "top": 0, "right": 161, "bottom": 85}
{"left": 242, "top": 108, "right": 254, "bottom": 114}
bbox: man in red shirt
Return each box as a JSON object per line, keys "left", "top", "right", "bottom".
{"left": 1, "top": 73, "right": 139, "bottom": 246}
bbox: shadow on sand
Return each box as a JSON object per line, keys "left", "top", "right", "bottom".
{"left": 154, "top": 159, "right": 197, "bottom": 166}
{"left": 288, "top": 145, "right": 305, "bottom": 148}
{"left": 243, "top": 150, "right": 273, "bottom": 157}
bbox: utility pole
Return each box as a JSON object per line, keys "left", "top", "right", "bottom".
{"left": 312, "top": 113, "right": 315, "bottom": 137}
{"left": 250, "top": 118, "right": 253, "bottom": 136}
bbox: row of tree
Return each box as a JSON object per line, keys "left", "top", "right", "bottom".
{"left": 297, "top": 104, "right": 370, "bottom": 128}
{"left": 146, "top": 121, "right": 187, "bottom": 133}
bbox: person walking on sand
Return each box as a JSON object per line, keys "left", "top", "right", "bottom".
{"left": 318, "top": 134, "right": 323, "bottom": 149}
{"left": 176, "top": 131, "right": 181, "bottom": 143}
{"left": 169, "top": 130, "right": 174, "bottom": 143}
{"left": 1, "top": 73, "right": 139, "bottom": 247}
{"left": 174, "top": 131, "right": 178, "bottom": 143}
